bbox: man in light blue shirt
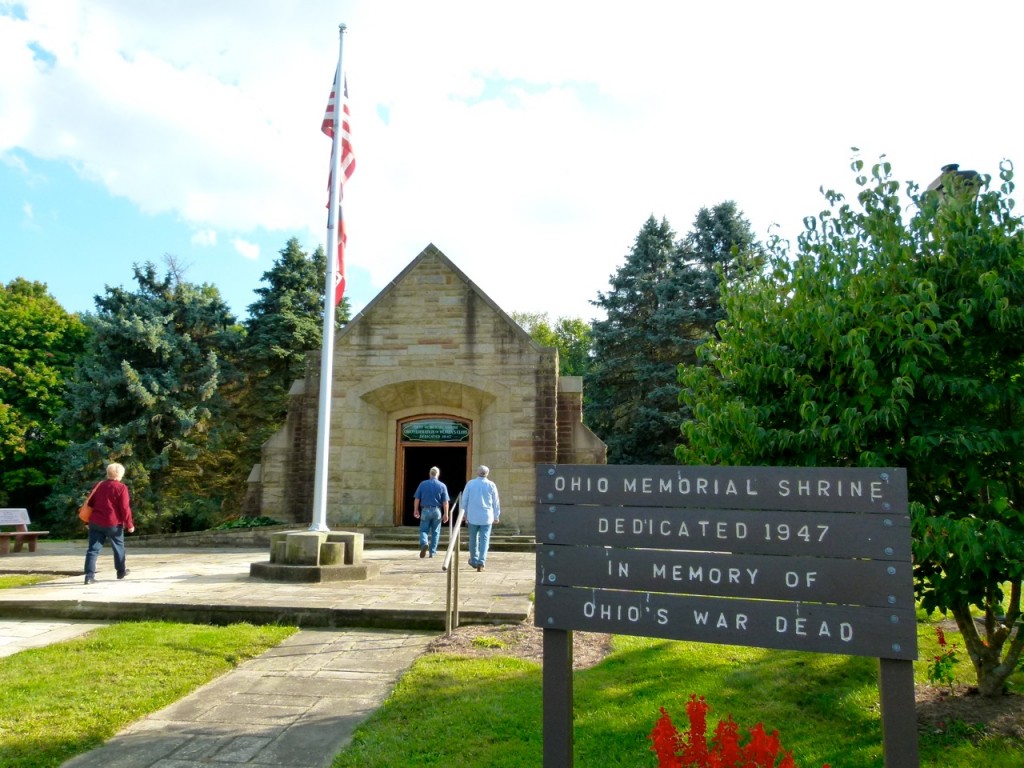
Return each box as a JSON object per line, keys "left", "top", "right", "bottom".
{"left": 462, "top": 464, "right": 500, "bottom": 571}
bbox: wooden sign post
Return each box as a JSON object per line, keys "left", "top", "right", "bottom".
{"left": 536, "top": 464, "right": 918, "bottom": 767}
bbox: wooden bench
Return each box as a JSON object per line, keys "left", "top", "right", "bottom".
{"left": 0, "top": 508, "right": 49, "bottom": 555}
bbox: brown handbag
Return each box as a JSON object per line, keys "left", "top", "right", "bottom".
{"left": 78, "top": 483, "right": 100, "bottom": 523}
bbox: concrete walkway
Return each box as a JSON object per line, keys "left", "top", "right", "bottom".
{"left": 0, "top": 539, "right": 536, "bottom": 767}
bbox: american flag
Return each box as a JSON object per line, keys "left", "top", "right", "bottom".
{"left": 322, "top": 70, "right": 355, "bottom": 306}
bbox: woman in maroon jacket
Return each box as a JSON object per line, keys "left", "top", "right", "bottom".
{"left": 83, "top": 462, "right": 136, "bottom": 585}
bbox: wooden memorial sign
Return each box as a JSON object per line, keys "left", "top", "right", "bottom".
{"left": 536, "top": 464, "right": 918, "bottom": 767}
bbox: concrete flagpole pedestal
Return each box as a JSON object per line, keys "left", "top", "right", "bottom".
{"left": 250, "top": 530, "right": 379, "bottom": 582}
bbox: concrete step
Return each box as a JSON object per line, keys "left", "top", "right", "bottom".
{"left": 364, "top": 530, "right": 535, "bottom": 552}
{"left": 130, "top": 526, "right": 537, "bottom": 553}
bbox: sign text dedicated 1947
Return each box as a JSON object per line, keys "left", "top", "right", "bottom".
{"left": 534, "top": 464, "right": 917, "bottom": 661}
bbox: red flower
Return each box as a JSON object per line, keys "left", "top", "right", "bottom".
{"left": 649, "top": 707, "right": 683, "bottom": 768}
{"left": 713, "top": 716, "right": 743, "bottom": 766}
{"left": 682, "top": 695, "right": 711, "bottom": 764}
{"left": 743, "top": 722, "right": 782, "bottom": 766}
{"left": 649, "top": 695, "right": 830, "bottom": 767}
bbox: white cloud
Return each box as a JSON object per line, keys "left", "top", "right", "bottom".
{"left": 232, "top": 237, "right": 260, "bottom": 260}
{"left": 19, "top": 200, "right": 42, "bottom": 232}
{"left": 2, "top": 152, "right": 30, "bottom": 174}
{"left": 1, "top": 0, "right": 1022, "bottom": 321}
{"left": 191, "top": 229, "right": 217, "bottom": 247}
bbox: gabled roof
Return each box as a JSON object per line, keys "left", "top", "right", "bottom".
{"left": 338, "top": 243, "right": 541, "bottom": 349}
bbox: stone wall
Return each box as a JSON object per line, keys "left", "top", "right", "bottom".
{"left": 557, "top": 376, "right": 607, "bottom": 465}
{"left": 131, "top": 525, "right": 299, "bottom": 549}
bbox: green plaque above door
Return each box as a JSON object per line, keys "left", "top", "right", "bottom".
{"left": 401, "top": 418, "right": 470, "bottom": 443}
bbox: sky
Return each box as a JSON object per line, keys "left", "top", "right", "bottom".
{"left": 2, "top": 0, "right": 1022, "bottom": 325}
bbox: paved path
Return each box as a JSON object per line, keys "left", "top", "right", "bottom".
{"left": 61, "top": 628, "right": 436, "bottom": 768}
{"left": 0, "top": 542, "right": 533, "bottom": 628}
{"left": 0, "top": 539, "right": 536, "bottom": 767}
{"left": 0, "top": 617, "right": 108, "bottom": 657}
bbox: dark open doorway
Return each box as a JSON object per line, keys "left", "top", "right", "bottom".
{"left": 400, "top": 446, "right": 469, "bottom": 526}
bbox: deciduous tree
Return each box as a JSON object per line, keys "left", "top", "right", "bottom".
{"left": 0, "top": 279, "right": 87, "bottom": 511}
{"left": 679, "top": 159, "right": 1024, "bottom": 695}
{"left": 511, "top": 311, "right": 592, "bottom": 378}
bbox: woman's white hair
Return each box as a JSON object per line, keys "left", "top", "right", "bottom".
{"left": 106, "top": 462, "right": 125, "bottom": 481}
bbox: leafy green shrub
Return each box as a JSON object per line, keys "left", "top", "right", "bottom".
{"left": 472, "top": 636, "right": 507, "bottom": 650}
{"left": 211, "top": 516, "right": 284, "bottom": 530}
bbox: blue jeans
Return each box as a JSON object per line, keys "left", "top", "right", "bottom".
{"left": 84, "top": 523, "right": 127, "bottom": 579}
{"left": 418, "top": 508, "right": 443, "bottom": 555}
{"left": 468, "top": 523, "right": 492, "bottom": 567}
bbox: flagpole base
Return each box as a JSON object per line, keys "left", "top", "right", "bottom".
{"left": 251, "top": 529, "right": 378, "bottom": 583}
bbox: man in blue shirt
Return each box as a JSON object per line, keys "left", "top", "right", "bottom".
{"left": 413, "top": 466, "right": 450, "bottom": 558}
{"left": 462, "top": 464, "right": 500, "bottom": 571}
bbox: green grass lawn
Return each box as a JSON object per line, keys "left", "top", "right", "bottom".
{"left": 0, "top": 621, "right": 296, "bottom": 768}
{"left": 0, "top": 574, "right": 59, "bottom": 589}
{"left": 333, "top": 620, "right": 1023, "bottom": 768}
{"left": 0, "top": 614, "right": 1019, "bottom": 768}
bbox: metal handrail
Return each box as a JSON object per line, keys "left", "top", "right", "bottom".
{"left": 441, "top": 493, "right": 465, "bottom": 635}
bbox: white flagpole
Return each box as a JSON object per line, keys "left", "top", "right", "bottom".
{"left": 310, "top": 23, "right": 347, "bottom": 532}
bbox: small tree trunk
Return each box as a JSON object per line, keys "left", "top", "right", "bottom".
{"left": 951, "top": 603, "right": 1014, "bottom": 697}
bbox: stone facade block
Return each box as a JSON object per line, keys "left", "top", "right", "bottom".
{"left": 285, "top": 532, "right": 327, "bottom": 565}
{"left": 318, "top": 541, "right": 346, "bottom": 565}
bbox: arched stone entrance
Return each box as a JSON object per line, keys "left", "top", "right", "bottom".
{"left": 395, "top": 417, "right": 471, "bottom": 525}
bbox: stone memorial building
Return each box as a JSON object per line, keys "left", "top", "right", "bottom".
{"left": 245, "top": 244, "right": 606, "bottom": 534}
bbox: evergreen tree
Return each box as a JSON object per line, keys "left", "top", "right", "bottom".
{"left": 0, "top": 279, "right": 88, "bottom": 511}
{"left": 49, "top": 263, "right": 241, "bottom": 532}
{"left": 240, "top": 239, "right": 350, "bottom": 450}
{"left": 677, "top": 201, "right": 763, "bottom": 327}
{"left": 587, "top": 207, "right": 760, "bottom": 464}
{"left": 649, "top": 203, "right": 762, "bottom": 378}
{"left": 586, "top": 216, "right": 684, "bottom": 464}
